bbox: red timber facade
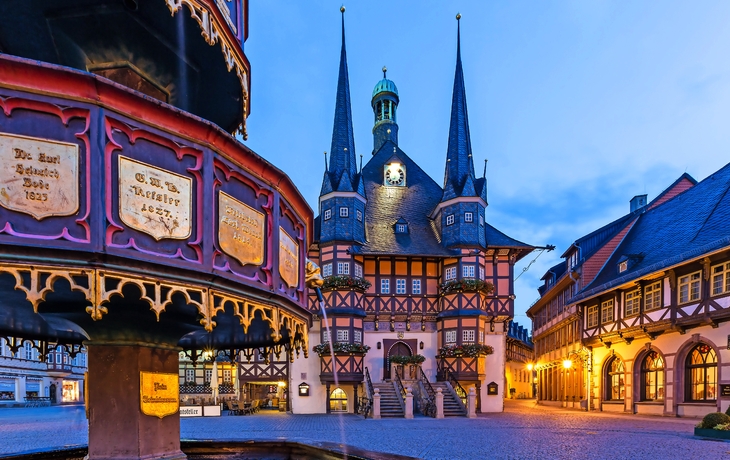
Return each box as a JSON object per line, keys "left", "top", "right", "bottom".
{"left": 288, "top": 13, "right": 539, "bottom": 416}
{"left": 530, "top": 166, "right": 730, "bottom": 418}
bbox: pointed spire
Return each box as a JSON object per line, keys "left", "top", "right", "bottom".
{"left": 442, "top": 13, "right": 477, "bottom": 200}
{"left": 327, "top": 6, "right": 357, "bottom": 192}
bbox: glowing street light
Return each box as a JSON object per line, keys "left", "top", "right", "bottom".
{"left": 562, "top": 359, "right": 572, "bottom": 407}
{"left": 526, "top": 363, "right": 534, "bottom": 371}
{"left": 563, "top": 359, "right": 573, "bottom": 369}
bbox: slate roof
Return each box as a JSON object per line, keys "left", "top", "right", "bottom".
{"left": 574, "top": 162, "right": 730, "bottom": 302}
{"left": 485, "top": 223, "right": 533, "bottom": 256}
{"left": 356, "top": 140, "right": 455, "bottom": 256}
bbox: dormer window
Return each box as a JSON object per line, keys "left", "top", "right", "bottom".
{"left": 394, "top": 218, "right": 409, "bottom": 234}
{"left": 339, "top": 207, "right": 349, "bottom": 217}
{"left": 618, "top": 260, "right": 628, "bottom": 273}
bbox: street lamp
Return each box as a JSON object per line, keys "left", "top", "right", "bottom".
{"left": 562, "top": 359, "right": 572, "bottom": 407}
{"left": 526, "top": 363, "right": 535, "bottom": 399}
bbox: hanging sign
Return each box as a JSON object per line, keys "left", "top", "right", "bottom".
{"left": 218, "top": 191, "right": 264, "bottom": 266}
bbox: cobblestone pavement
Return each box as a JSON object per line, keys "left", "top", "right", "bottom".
{"left": 0, "top": 400, "right": 728, "bottom": 459}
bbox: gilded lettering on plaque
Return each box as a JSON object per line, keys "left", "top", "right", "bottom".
{"left": 139, "top": 372, "right": 179, "bottom": 419}
{"left": 118, "top": 156, "right": 192, "bottom": 240}
{"left": 218, "top": 191, "right": 265, "bottom": 266}
{"left": 0, "top": 132, "right": 79, "bottom": 220}
{"left": 279, "top": 227, "right": 299, "bottom": 288}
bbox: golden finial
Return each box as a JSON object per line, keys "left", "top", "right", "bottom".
{"left": 456, "top": 13, "right": 461, "bottom": 20}
{"left": 340, "top": 6, "right": 345, "bottom": 13}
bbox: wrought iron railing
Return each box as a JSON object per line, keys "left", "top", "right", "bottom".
{"left": 443, "top": 369, "right": 467, "bottom": 406}
{"left": 358, "top": 367, "right": 374, "bottom": 418}
{"left": 417, "top": 366, "right": 437, "bottom": 418}
{"left": 393, "top": 365, "right": 407, "bottom": 411}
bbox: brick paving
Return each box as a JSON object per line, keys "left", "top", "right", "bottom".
{"left": 0, "top": 400, "right": 728, "bottom": 459}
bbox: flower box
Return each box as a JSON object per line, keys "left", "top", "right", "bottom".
{"left": 694, "top": 427, "right": 730, "bottom": 440}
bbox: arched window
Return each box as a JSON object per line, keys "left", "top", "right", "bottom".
{"left": 605, "top": 357, "right": 625, "bottom": 401}
{"left": 641, "top": 351, "right": 664, "bottom": 401}
{"left": 686, "top": 343, "right": 717, "bottom": 402}
{"left": 329, "top": 387, "right": 348, "bottom": 413}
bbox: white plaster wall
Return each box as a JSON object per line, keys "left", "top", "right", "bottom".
{"left": 290, "top": 321, "right": 326, "bottom": 414}
{"left": 480, "top": 326, "right": 506, "bottom": 413}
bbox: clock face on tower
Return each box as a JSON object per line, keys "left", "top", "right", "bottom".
{"left": 384, "top": 163, "right": 406, "bottom": 187}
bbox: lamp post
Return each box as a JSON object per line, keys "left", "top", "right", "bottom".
{"left": 527, "top": 363, "right": 535, "bottom": 399}
{"left": 562, "top": 359, "right": 572, "bottom": 408}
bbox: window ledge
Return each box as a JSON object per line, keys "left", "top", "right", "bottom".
{"left": 634, "top": 401, "right": 664, "bottom": 405}
{"left": 602, "top": 401, "right": 624, "bottom": 405}
{"left": 677, "top": 402, "right": 716, "bottom": 406}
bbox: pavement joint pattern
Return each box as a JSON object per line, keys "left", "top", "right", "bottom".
{"left": 0, "top": 400, "right": 727, "bottom": 459}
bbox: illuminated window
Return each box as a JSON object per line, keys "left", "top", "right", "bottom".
{"left": 641, "top": 351, "right": 664, "bottom": 401}
{"left": 445, "top": 267, "right": 457, "bottom": 281}
{"left": 465, "top": 212, "right": 473, "bottom": 223}
{"left": 381, "top": 279, "right": 390, "bottom": 294}
{"left": 600, "top": 299, "right": 614, "bottom": 324}
{"left": 644, "top": 281, "right": 662, "bottom": 310}
{"left": 446, "top": 215, "right": 454, "bottom": 226}
{"left": 329, "top": 387, "right": 348, "bottom": 412}
{"left": 678, "top": 271, "right": 701, "bottom": 304}
{"left": 412, "top": 279, "right": 421, "bottom": 294}
{"left": 324, "top": 209, "right": 331, "bottom": 220}
{"left": 605, "top": 356, "right": 625, "bottom": 401}
{"left": 711, "top": 262, "right": 730, "bottom": 296}
{"left": 624, "top": 290, "right": 640, "bottom": 316}
{"left": 396, "top": 279, "right": 406, "bottom": 294}
{"left": 445, "top": 330, "right": 457, "bottom": 343}
{"left": 686, "top": 343, "right": 717, "bottom": 402}
{"left": 586, "top": 305, "right": 599, "bottom": 328}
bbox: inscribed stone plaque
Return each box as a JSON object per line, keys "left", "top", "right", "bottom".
{"left": 0, "top": 132, "right": 79, "bottom": 220}
{"left": 140, "top": 372, "right": 179, "bottom": 419}
{"left": 118, "top": 156, "right": 192, "bottom": 240}
{"left": 279, "top": 227, "right": 299, "bottom": 288}
{"left": 218, "top": 191, "right": 264, "bottom": 266}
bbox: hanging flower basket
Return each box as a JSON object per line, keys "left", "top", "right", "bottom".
{"left": 440, "top": 278, "right": 494, "bottom": 295}
{"left": 321, "top": 275, "right": 371, "bottom": 292}
{"left": 389, "top": 354, "right": 426, "bottom": 365}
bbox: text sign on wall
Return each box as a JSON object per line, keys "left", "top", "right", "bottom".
{"left": 218, "top": 191, "right": 264, "bottom": 266}
{"left": 140, "top": 372, "right": 179, "bottom": 419}
{"left": 179, "top": 406, "right": 203, "bottom": 417}
{"left": 722, "top": 385, "right": 730, "bottom": 397}
{"left": 279, "top": 227, "right": 299, "bottom": 288}
{"left": 119, "top": 156, "right": 192, "bottom": 240}
{"left": 0, "top": 132, "right": 79, "bottom": 220}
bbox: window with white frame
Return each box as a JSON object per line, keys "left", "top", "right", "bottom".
{"left": 185, "top": 368, "right": 195, "bottom": 382}
{"left": 56, "top": 352, "right": 62, "bottom": 364}
{"left": 396, "top": 224, "right": 407, "bottom": 233}
{"left": 354, "top": 264, "right": 363, "bottom": 278}
{"left": 479, "top": 330, "right": 484, "bottom": 343}
{"left": 625, "top": 290, "right": 640, "bottom": 316}
{"left": 479, "top": 266, "right": 485, "bottom": 280}
{"left": 323, "top": 263, "right": 333, "bottom": 277}
{"left": 479, "top": 214, "right": 484, "bottom": 227}
{"left": 601, "top": 299, "right": 614, "bottom": 324}
{"left": 712, "top": 262, "right": 730, "bottom": 296}
{"left": 618, "top": 260, "right": 628, "bottom": 273}
{"left": 205, "top": 369, "right": 212, "bottom": 382}
{"left": 445, "top": 267, "right": 457, "bottom": 281}
{"left": 223, "top": 369, "right": 232, "bottom": 383}
{"left": 80, "top": 353, "right": 86, "bottom": 367}
{"left": 645, "top": 281, "right": 662, "bottom": 310}
{"left": 24, "top": 342, "right": 32, "bottom": 360}
{"left": 462, "top": 265, "right": 475, "bottom": 278}
{"left": 336, "top": 329, "right": 349, "bottom": 342}
{"left": 337, "top": 262, "right": 350, "bottom": 275}
{"left": 323, "top": 330, "right": 332, "bottom": 343}
{"left": 463, "top": 329, "right": 475, "bottom": 343}
{"left": 445, "top": 330, "right": 457, "bottom": 343}
{"left": 381, "top": 279, "right": 390, "bottom": 294}
{"left": 354, "top": 330, "right": 362, "bottom": 343}
{"left": 339, "top": 207, "right": 349, "bottom": 217}
{"left": 356, "top": 210, "right": 362, "bottom": 221}
{"left": 587, "top": 305, "right": 599, "bottom": 328}
{"left": 465, "top": 212, "right": 473, "bottom": 222}
{"left": 412, "top": 279, "right": 421, "bottom": 294}
{"left": 679, "top": 271, "right": 701, "bottom": 304}
{"left": 396, "top": 279, "right": 406, "bottom": 294}
{"left": 324, "top": 209, "right": 332, "bottom": 220}
{"left": 446, "top": 214, "right": 454, "bottom": 226}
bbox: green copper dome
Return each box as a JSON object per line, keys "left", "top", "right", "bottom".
{"left": 372, "top": 78, "right": 398, "bottom": 98}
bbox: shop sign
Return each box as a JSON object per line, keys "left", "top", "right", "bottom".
{"left": 218, "top": 191, "right": 264, "bottom": 266}
{"left": 722, "top": 385, "right": 730, "bottom": 397}
{"left": 278, "top": 227, "right": 299, "bottom": 288}
{"left": 0, "top": 132, "right": 79, "bottom": 220}
{"left": 140, "top": 372, "right": 179, "bottom": 419}
{"left": 179, "top": 406, "right": 202, "bottom": 417}
{"left": 119, "top": 156, "right": 192, "bottom": 240}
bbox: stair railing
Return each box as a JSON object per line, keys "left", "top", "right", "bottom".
{"left": 417, "top": 366, "right": 437, "bottom": 418}
{"left": 393, "top": 365, "right": 407, "bottom": 412}
{"left": 358, "top": 366, "right": 374, "bottom": 418}
{"left": 444, "top": 369, "right": 468, "bottom": 406}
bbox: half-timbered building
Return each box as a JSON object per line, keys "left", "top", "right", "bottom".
{"left": 530, "top": 163, "right": 730, "bottom": 417}
{"left": 287, "top": 13, "right": 536, "bottom": 415}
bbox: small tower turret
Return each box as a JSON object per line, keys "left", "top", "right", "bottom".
{"left": 371, "top": 67, "right": 399, "bottom": 153}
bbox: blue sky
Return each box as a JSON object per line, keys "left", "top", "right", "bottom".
{"left": 242, "top": 1, "right": 730, "bottom": 326}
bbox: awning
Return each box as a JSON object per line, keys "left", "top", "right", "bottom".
{"left": 0, "top": 379, "right": 15, "bottom": 392}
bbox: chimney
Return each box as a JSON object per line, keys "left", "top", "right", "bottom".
{"left": 630, "top": 194, "right": 647, "bottom": 212}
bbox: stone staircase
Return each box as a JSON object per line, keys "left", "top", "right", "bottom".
{"left": 431, "top": 381, "right": 467, "bottom": 417}
{"left": 372, "top": 382, "right": 404, "bottom": 417}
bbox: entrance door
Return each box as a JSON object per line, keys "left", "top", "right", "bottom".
{"left": 49, "top": 384, "right": 57, "bottom": 404}
{"left": 384, "top": 340, "right": 414, "bottom": 380}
